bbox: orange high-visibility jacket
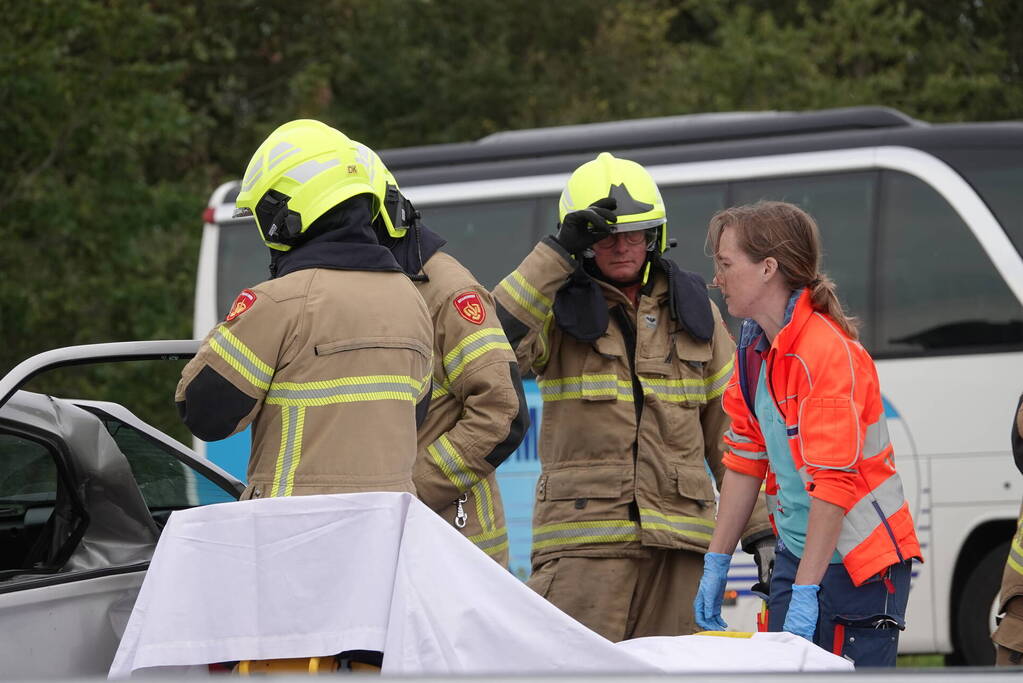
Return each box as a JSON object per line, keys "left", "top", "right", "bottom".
{"left": 721, "top": 289, "right": 922, "bottom": 586}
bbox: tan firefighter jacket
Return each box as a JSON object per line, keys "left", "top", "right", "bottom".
{"left": 176, "top": 267, "right": 433, "bottom": 499}
{"left": 994, "top": 398, "right": 1023, "bottom": 656}
{"left": 493, "top": 239, "right": 773, "bottom": 567}
{"left": 412, "top": 252, "right": 529, "bottom": 566}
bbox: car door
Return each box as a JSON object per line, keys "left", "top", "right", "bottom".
{"left": 0, "top": 341, "right": 243, "bottom": 678}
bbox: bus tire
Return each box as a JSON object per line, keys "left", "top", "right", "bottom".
{"left": 952, "top": 541, "right": 1009, "bottom": 666}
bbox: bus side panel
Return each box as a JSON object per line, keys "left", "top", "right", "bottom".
{"left": 877, "top": 352, "right": 1023, "bottom": 653}
{"left": 204, "top": 430, "right": 251, "bottom": 483}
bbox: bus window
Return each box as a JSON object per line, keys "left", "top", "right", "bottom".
{"left": 216, "top": 222, "right": 269, "bottom": 320}
{"left": 731, "top": 172, "right": 876, "bottom": 343}
{"left": 661, "top": 183, "right": 730, "bottom": 328}
{"left": 938, "top": 149, "right": 1023, "bottom": 258}
{"left": 877, "top": 170, "right": 1023, "bottom": 355}
{"left": 421, "top": 198, "right": 544, "bottom": 288}
{"left": 661, "top": 183, "right": 728, "bottom": 281}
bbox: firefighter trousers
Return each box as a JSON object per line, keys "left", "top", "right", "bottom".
{"left": 527, "top": 548, "right": 703, "bottom": 642}
{"left": 996, "top": 596, "right": 1023, "bottom": 666}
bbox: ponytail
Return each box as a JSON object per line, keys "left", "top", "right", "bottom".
{"left": 808, "top": 274, "right": 858, "bottom": 340}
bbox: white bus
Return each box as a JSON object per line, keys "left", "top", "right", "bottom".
{"left": 195, "top": 107, "right": 1023, "bottom": 665}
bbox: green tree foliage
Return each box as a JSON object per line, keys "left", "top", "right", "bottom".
{"left": 1, "top": 0, "right": 1020, "bottom": 441}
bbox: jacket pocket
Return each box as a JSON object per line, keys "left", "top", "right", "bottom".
{"left": 315, "top": 336, "right": 431, "bottom": 359}
{"left": 831, "top": 613, "right": 903, "bottom": 665}
{"left": 672, "top": 334, "right": 713, "bottom": 407}
{"left": 675, "top": 463, "right": 716, "bottom": 506}
{"left": 577, "top": 338, "right": 625, "bottom": 402}
{"left": 547, "top": 465, "right": 627, "bottom": 500}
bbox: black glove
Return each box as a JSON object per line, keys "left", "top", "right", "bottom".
{"left": 753, "top": 538, "right": 776, "bottom": 588}
{"left": 552, "top": 197, "right": 617, "bottom": 254}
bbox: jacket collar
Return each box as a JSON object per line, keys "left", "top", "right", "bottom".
{"left": 738, "top": 288, "right": 809, "bottom": 353}
{"left": 270, "top": 198, "right": 402, "bottom": 278}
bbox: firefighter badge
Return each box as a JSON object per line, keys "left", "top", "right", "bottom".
{"left": 226, "top": 289, "right": 257, "bottom": 321}
{"left": 453, "top": 291, "right": 486, "bottom": 325}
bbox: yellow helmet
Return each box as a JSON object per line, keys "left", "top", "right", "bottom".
{"left": 235, "top": 120, "right": 396, "bottom": 251}
{"left": 559, "top": 152, "right": 668, "bottom": 255}
{"left": 354, "top": 141, "right": 408, "bottom": 239}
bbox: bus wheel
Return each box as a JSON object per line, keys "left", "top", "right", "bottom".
{"left": 952, "top": 541, "right": 1009, "bottom": 666}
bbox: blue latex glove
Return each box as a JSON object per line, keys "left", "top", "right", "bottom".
{"left": 783, "top": 583, "right": 820, "bottom": 641}
{"left": 693, "top": 552, "right": 732, "bottom": 631}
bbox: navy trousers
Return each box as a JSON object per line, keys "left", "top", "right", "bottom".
{"left": 767, "top": 541, "right": 912, "bottom": 667}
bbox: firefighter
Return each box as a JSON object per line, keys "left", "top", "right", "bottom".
{"left": 993, "top": 395, "right": 1023, "bottom": 665}
{"left": 492, "top": 153, "right": 775, "bottom": 640}
{"left": 695, "top": 201, "right": 922, "bottom": 667}
{"left": 368, "top": 154, "right": 529, "bottom": 565}
{"left": 175, "top": 120, "right": 433, "bottom": 499}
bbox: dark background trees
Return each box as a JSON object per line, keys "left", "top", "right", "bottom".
{"left": 2, "top": 0, "right": 1020, "bottom": 438}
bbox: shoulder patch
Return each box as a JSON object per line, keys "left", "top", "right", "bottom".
{"left": 226, "top": 289, "right": 257, "bottom": 321}
{"left": 453, "top": 290, "right": 486, "bottom": 325}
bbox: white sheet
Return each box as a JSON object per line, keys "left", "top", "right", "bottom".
{"left": 108, "top": 492, "right": 852, "bottom": 677}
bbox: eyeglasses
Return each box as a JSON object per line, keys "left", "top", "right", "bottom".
{"left": 593, "top": 229, "right": 658, "bottom": 250}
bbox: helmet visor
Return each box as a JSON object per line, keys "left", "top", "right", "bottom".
{"left": 609, "top": 216, "right": 666, "bottom": 233}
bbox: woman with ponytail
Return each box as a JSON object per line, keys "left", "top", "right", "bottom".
{"left": 693, "top": 201, "right": 921, "bottom": 667}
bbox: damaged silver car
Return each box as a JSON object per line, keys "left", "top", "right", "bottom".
{"left": 0, "top": 341, "right": 243, "bottom": 678}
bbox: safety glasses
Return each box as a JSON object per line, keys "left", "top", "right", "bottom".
{"left": 593, "top": 228, "right": 659, "bottom": 250}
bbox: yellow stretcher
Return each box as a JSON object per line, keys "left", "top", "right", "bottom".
{"left": 232, "top": 652, "right": 382, "bottom": 675}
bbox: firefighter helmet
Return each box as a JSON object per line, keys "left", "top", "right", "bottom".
{"left": 356, "top": 142, "right": 409, "bottom": 239}
{"left": 235, "top": 120, "right": 398, "bottom": 251}
{"left": 558, "top": 152, "right": 668, "bottom": 255}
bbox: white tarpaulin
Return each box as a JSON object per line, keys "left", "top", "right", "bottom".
{"left": 108, "top": 492, "right": 852, "bottom": 677}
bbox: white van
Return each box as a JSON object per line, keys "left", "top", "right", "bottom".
{"left": 196, "top": 107, "right": 1023, "bottom": 664}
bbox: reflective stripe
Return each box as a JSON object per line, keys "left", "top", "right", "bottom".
{"left": 443, "top": 328, "right": 512, "bottom": 383}
{"left": 638, "top": 376, "right": 707, "bottom": 403}
{"left": 265, "top": 374, "right": 419, "bottom": 406}
{"left": 728, "top": 448, "right": 768, "bottom": 463}
{"left": 431, "top": 382, "right": 450, "bottom": 400}
{"left": 497, "top": 271, "right": 552, "bottom": 323}
{"left": 353, "top": 143, "right": 376, "bottom": 184}
{"left": 285, "top": 158, "right": 340, "bottom": 184}
{"left": 538, "top": 374, "right": 633, "bottom": 402}
{"left": 726, "top": 429, "right": 755, "bottom": 445}
{"left": 417, "top": 367, "right": 432, "bottom": 400}
{"left": 1010, "top": 535, "right": 1023, "bottom": 576}
{"left": 706, "top": 359, "right": 735, "bottom": 400}
{"left": 639, "top": 507, "right": 715, "bottom": 541}
{"left": 270, "top": 405, "right": 305, "bottom": 497}
{"left": 532, "top": 520, "right": 640, "bottom": 550}
{"left": 469, "top": 526, "right": 509, "bottom": 557}
{"left": 836, "top": 473, "right": 907, "bottom": 557}
{"left": 427, "top": 434, "right": 479, "bottom": 492}
{"left": 535, "top": 312, "right": 554, "bottom": 368}
{"left": 725, "top": 430, "right": 768, "bottom": 460}
{"left": 267, "top": 142, "right": 300, "bottom": 172}
{"left": 471, "top": 479, "right": 497, "bottom": 533}
{"left": 210, "top": 326, "right": 273, "bottom": 391}
{"left": 862, "top": 417, "right": 892, "bottom": 460}
{"left": 559, "top": 189, "right": 573, "bottom": 216}
{"left": 639, "top": 358, "right": 734, "bottom": 404}
{"left": 240, "top": 168, "right": 262, "bottom": 193}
